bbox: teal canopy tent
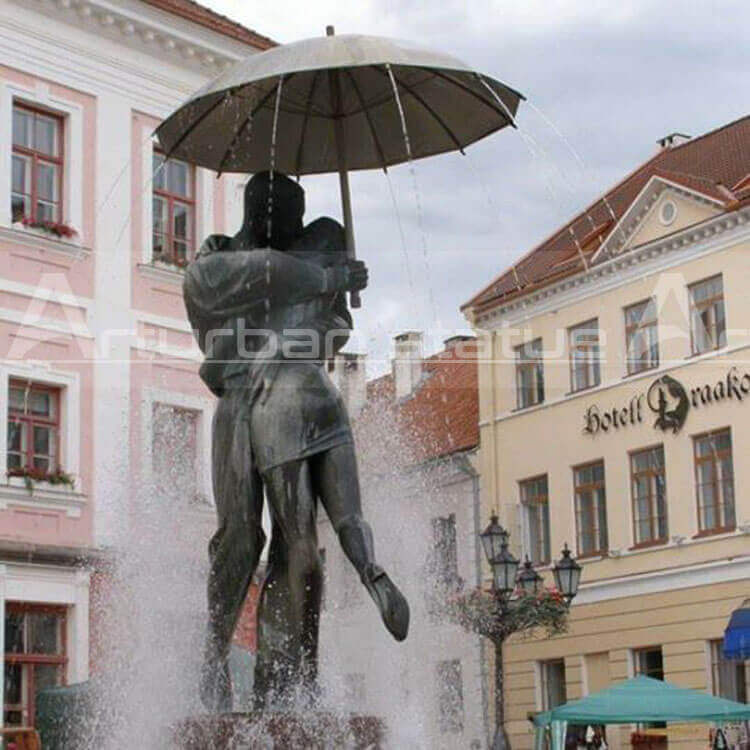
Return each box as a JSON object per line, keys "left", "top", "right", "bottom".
{"left": 533, "top": 676, "right": 750, "bottom": 750}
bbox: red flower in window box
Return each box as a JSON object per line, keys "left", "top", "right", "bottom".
{"left": 20, "top": 216, "right": 78, "bottom": 239}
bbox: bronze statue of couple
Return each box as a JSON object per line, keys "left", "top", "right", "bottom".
{"left": 183, "top": 172, "right": 410, "bottom": 711}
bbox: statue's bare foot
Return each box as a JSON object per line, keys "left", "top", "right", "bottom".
{"left": 362, "top": 564, "right": 410, "bottom": 641}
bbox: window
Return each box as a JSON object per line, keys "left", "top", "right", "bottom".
{"left": 694, "top": 428, "right": 735, "bottom": 533}
{"left": 630, "top": 446, "right": 668, "bottom": 546}
{"left": 12, "top": 104, "right": 64, "bottom": 225}
{"left": 710, "top": 640, "right": 750, "bottom": 702}
{"left": 689, "top": 275, "right": 726, "bottom": 354}
{"left": 7, "top": 380, "right": 60, "bottom": 475}
{"left": 625, "top": 299, "right": 659, "bottom": 375}
{"left": 516, "top": 338, "right": 544, "bottom": 409}
{"left": 437, "top": 659, "right": 464, "bottom": 733}
{"left": 4, "top": 603, "right": 67, "bottom": 727}
{"left": 152, "top": 403, "right": 200, "bottom": 503}
{"left": 633, "top": 647, "right": 665, "bottom": 729}
{"left": 574, "top": 461, "right": 608, "bottom": 557}
{"left": 569, "top": 319, "right": 600, "bottom": 392}
{"left": 540, "top": 659, "right": 567, "bottom": 710}
{"left": 152, "top": 150, "right": 195, "bottom": 265}
{"left": 431, "top": 514, "right": 458, "bottom": 587}
{"left": 521, "top": 475, "right": 551, "bottom": 565}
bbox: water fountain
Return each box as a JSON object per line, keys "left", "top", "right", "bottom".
{"left": 37, "top": 29, "right": 524, "bottom": 750}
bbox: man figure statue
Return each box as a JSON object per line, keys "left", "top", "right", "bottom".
{"left": 183, "top": 172, "right": 410, "bottom": 711}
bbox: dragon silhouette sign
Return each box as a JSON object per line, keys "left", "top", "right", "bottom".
{"left": 583, "top": 367, "right": 750, "bottom": 437}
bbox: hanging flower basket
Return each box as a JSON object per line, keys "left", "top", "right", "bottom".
{"left": 444, "top": 585, "right": 569, "bottom": 642}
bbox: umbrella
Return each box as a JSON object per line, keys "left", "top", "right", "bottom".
{"left": 156, "top": 28, "right": 524, "bottom": 306}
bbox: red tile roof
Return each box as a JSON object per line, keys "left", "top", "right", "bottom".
{"left": 464, "top": 115, "right": 750, "bottom": 314}
{"left": 358, "top": 341, "right": 479, "bottom": 466}
{"left": 139, "top": 0, "right": 276, "bottom": 50}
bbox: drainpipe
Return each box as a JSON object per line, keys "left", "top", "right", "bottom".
{"left": 456, "top": 451, "right": 491, "bottom": 748}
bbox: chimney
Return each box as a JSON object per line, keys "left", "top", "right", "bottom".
{"left": 656, "top": 132, "right": 691, "bottom": 150}
{"left": 328, "top": 352, "right": 367, "bottom": 418}
{"left": 393, "top": 331, "right": 423, "bottom": 399}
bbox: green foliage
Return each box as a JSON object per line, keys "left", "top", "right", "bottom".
{"left": 8, "top": 466, "right": 76, "bottom": 492}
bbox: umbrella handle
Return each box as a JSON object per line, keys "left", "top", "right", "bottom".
{"left": 328, "top": 26, "right": 361, "bottom": 309}
{"left": 338, "top": 167, "right": 361, "bottom": 309}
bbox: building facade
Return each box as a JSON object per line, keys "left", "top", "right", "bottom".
{"left": 0, "top": 0, "right": 272, "bottom": 728}
{"left": 464, "top": 117, "right": 750, "bottom": 750}
{"left": 319, "top": 334, "right": 489, "bottom": 748}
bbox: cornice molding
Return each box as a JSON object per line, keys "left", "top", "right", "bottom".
{"left": 593, "top": 175, "right": 726, "bottom": 262}
{"left": 136, "top": 261, "right": 185, "bottom": 284}
{"left": 10, "top": 0, "right": 254, "bottom": 75}
{"left": 476, "top": 207, "right": 750, "bottom": 327}
{"left": 0, "top": 225, "right": 91, "bottom": 262}
{"left": 0, "top": 480, "right": 87, "bottom": 518}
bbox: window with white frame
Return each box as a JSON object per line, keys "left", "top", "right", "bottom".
{"left": 539, "top": 659, "right": 567, "bottom": 710}
{"left": 430, "top": 514, "right": 459, "bottom": 587}
{"left": 437, "top": 659, "right": 464, "bottom": 733}
{"left": 151, "top": 403, "right": 200, "bottom": 503}
{"left": 7, "top": 380, "right": 61, "bottom": 478}
{"left": 11, "top": 103, "right": 64, "bottom": 225}
{"left": 520, "top": 475, "right": 550, "bottom": 565}
{"left": 710, "top": 639, "right": 750, "bottom": 702}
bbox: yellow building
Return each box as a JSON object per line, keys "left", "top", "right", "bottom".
{"left": 463, "top": 117, "right": 750, "bottom": 750}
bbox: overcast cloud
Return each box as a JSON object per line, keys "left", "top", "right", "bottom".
{"left": 202, "top": 0, "right": 750, "bottom": 373}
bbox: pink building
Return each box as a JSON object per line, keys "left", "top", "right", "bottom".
{"left": 0, "top": 0, "right": 272, "bottom": 729}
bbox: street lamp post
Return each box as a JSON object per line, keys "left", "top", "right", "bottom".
{"left": 476, "top": 515, "right": 582, "bottom": 750}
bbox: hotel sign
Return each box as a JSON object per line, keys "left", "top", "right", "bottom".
{"left": 583, "top": 367, "right": 750, "bottom": 436}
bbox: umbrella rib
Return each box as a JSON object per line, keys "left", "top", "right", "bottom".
{"left": 370, "top": 65, "right": 465, "bottom": 154}
{"left": 294, "top": 70, "right": 320, "bottom": 178}
{"left": 430, "top": 70, "right": 516, "bottom": 129}
{"left": 162, "top": 91, "right": 230, "bottom": 161}
{"left": 346, "top": 69, "right": 389, "bottom": 172}
{"left": 216, "top": 74, "right": 297, "bottom": 177}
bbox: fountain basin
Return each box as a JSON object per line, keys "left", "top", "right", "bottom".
{"left": 173, "top": 712, "right": 385, "bottom": 749}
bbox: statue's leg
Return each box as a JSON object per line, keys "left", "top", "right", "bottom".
{"left": 201, "top": 392, "right": 266, "bottom": 712}
{"left": 255, "top": 458, "right": 322, "bottom": 707}
{"left": 312, "top": 444, "right": 410, "bottom": 642}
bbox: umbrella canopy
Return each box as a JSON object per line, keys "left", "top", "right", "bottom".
{"left": 724, "top": 599, "right": 750, "bottom": 660}
{"left": 155, "top": 33, "right": 523, "bottom": 176}
{"left": 533, "top": 676, "right": 750, "bottom": 727}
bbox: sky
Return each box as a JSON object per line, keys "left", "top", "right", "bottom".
{"left": 203, "top": 0, "right": 750, "bottom": 373}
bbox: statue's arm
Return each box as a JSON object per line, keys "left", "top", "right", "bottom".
{"left": 184, "top": 249, "right": 365, "bottom": 321}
